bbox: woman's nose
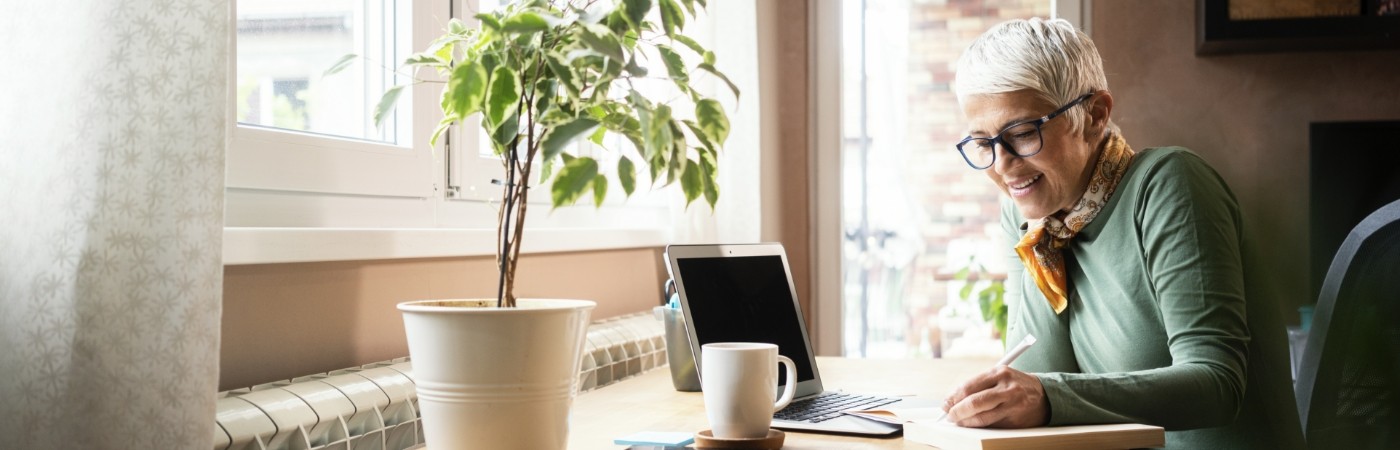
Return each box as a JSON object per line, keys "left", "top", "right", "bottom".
{"left": 991, "top": 142, "right": 1018, "bottom": 173}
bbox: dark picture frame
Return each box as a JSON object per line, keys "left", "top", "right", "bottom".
{"left": 1197, "top": 0, "right": 1400, "bottom": 54}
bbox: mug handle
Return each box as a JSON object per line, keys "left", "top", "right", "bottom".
{"left": 772, "top": 355, "right": 798, "bottom": 411}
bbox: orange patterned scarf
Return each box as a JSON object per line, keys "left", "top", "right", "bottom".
{"left": 1014, "top": 132, "right": 1135, "bottom": 314}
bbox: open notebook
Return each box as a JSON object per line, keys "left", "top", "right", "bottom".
{"left": 904, "top": 422, "right": 1165, "bottom": 450}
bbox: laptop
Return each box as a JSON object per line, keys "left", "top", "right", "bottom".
{"left": 665, "top": 243, "right": 936, "bottom": 436}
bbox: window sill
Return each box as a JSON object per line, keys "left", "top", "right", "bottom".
{"left": 223, "top": 227, "right": 670, "bottom": 265}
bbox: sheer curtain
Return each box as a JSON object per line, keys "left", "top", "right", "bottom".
{"left": 0, "top": 1, "right": 227, "bottom": 448}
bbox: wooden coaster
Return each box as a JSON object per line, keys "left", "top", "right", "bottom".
{"left": 693, "top": 429, "right": 785, "bottom": 449}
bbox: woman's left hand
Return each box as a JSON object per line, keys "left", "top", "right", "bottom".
{"left": 942, "top": 365, "right": 1050, "bottom": 428}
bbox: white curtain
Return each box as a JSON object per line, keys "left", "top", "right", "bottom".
{"left": 671, "top": 0, "right": 763, "bottom": 244}
{"left": 0, "top": 1, "right": 227, "bottom": 448}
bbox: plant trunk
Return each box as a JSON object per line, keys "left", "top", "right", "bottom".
{"left": 497, "top": 141, "right": 524, "bottom": 308}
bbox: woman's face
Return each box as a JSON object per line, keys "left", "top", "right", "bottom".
{"left": 960, "top": 90, "right": 1102, "bottom": 220}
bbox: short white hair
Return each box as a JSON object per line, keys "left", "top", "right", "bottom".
{"left": 954, "top": 18, "right": 1109, "bottom": 135}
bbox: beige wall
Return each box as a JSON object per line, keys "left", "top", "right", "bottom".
{"left": 221, "top": 248, "right": 668, "bottom": 390}
{"left": 1091, "top": 1, "right": 1400, "bottom": 320}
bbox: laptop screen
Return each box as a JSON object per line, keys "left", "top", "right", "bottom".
{"left": 674, "top": 255, "right": 816, "bottom": 386}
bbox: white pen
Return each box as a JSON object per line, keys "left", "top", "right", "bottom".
{"left": 935, "top": 334, "right": 1038, "bottom": 423}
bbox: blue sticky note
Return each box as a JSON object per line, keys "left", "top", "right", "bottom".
{"left": 613, "top": 431, "right": 695, "bottom": 446}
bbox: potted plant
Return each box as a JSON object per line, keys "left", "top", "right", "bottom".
{"left": 953, "top": 256, "right": 1008, "bottom": 347}
{"left": 374, "top": 0, "right": 737, "bottom": 448}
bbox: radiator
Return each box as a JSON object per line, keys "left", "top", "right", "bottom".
{"left": 214, "top": 311, "right": 666, "bottom": 450}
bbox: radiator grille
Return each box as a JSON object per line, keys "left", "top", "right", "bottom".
{"left": 215, "top": 311, "right": 665, "bottom": 450}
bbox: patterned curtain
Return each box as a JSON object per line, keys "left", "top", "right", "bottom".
{"left": 0, "top": 1, "right": 227, "bottom": 448}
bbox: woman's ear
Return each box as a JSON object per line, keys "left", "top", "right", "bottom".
{"left": 1084, "top": 90, "right": 1114, "bottom": 140}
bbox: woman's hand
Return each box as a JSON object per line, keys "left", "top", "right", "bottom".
{"left": 942, "top": 365, "right": 1050, "bottom": 428}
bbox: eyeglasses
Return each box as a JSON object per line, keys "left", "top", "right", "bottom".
{"left": 955, "top": 92, "right": 1094, "bottom": 170}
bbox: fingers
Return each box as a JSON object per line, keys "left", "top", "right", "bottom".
{"left": 942, "top": 366, "right": 1048, "bottom": 428}
{"left": 949, "top": 389, "right": 1010, "bottom": 427}
{"left": 942, "top": 368, "right": 1004, "bottom": 415}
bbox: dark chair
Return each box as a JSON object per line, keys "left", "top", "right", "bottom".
{"left": 1296, "top": 199, "right": 1400, "bottom": 449}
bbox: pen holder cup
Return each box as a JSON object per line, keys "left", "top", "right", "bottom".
{"left": 654, "top": 306, "right": 702, "bottom": 391}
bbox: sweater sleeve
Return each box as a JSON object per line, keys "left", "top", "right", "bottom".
{"left": 1036, "top": 151, "right": 1251, "bottom": 430}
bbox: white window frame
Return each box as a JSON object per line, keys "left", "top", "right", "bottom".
{"left": 228, "top": 0, "right": 434, "bottom": 199}
{"left": 224, "top": 0, "right": 751, "bottom": 265}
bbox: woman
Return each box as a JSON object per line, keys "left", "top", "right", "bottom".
{"left": 941, "top": 18, "right": 1303, "bottom": 449}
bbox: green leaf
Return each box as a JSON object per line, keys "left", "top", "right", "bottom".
{"left": 678, "top": 0, "right": 697, "bottom": 17}
{"left": 476, "top": 13, "right": 503, "bottom": 31}
{"left": 628, "top": 91, "right": 655, "bottom": 158}
{"left": 402, "top": 53, "right": 445, "bottom": 67}
{"left": 551, "top": 156, "right": 599, "bottom": 206}
{"left": 694, "top": 0, "right": 707, "bottom": 8}
{"left": 680, "top": 158, "right": 702, "bottom": 206}
{"left": 589, "top": 125, "right": 608, "bottom": 145}
{"left": 578, "top": 24, "right": 626, "bottom": 63}
{"left": 323, "top": 53, "right": 358, "bottom": 77}
{"left": 429, "top": 116, "right": 453, "bottom": 147}
{"left": 648, "top": 104, "right": 674, "bottom": 163}
{"left": 978, "top": 289, "right": 994, "bottom": 320}
{"left": 448, "top": 18, "right": 469, "bottom": 35}
{"left": 703, "top": 51, "right": 716, "bottom": 66}
{"left": 682, "top": 120, "right": 717, "bottom": 153}
{"left": 695, "top": 99, "right": 729, "bottom": 145}
{"left": 659, "top": 0, "right": 684, "bottom": 37}
{"left": 502, "top": 11, "right": 551, "bottom": 33}
{"left": 666, "top": 144, "right": 684, "bottom": 185}
{"left": 579, "top": 3, "right": 610, "bottom": 24}
{"left": 624, "top": 57, "right": 649, "bottom": 77}
{"left": 591, "top": 174, "right": 609, "bottom": 207}
{"left": 485, "top": 66, "right": 521, "bottom": 130}
{"left": 647, "top": 146, "right": 664, "bottom": 186}
{"left": 491, "top": 112, "right": 519, "bottom": 149}
{"left": 656, "top": 45, "right": 688, "bottom": 84}
{"left": 621, "top": 0, "right": 653, "bottom": 31}
{"left": 959, "top": 281, "right": 974, "bottom": 301}
{"left": 697, "top": 63, "right": 740, "bottom": 101}
{"left": 540, "top": 157, "right": 555, "bottom": 182}
{"left": 444, "top": 59, "right": 488, "bottom": 121}
{"left": 544, "top": 52, "right": 581, "bottom": 98}
{"left": 540, "top": 118, "right": 601, "bottom": 162}
{"left": 372, "top": 85, "right": 406, "bottom": 128}
{"left": 699, "top": 151, "right": 718, "bottom": 208}
{"left": 534, "top": 78, "right": 556, "bottom": 114}
{"left": 618, "top": 156, "right": 637, "bottom": 197}
{"left": 672, "top": 34, "right": 707, "bottom": 57}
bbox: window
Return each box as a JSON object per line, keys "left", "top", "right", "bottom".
{"left": 224, "top": 0, "right": 759, "bottom": 264}
{"left": 236, "top": 0, "right": 400, "bottom": 142}
{"left": 227, "top": 0, "right": 429, "bottom": 204}
{"left": 834, "top": 0, "right": 1066, "bottom": 358}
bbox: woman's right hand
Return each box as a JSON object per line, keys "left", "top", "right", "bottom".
{"left": 942, "top": 365, "right": 1050, "bottom": 428}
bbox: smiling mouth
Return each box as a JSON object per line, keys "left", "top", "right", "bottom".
{"left": 1009, "top": 174, "right": 1042, "bottom": 190}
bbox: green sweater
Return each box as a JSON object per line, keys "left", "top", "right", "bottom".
{"left": 1001, "top": 147, "right": 1304, "bottom": 449}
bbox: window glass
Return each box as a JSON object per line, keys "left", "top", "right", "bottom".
{"left": 841, "top": 0, "right": 1051, "bottom": 358}
{"left": 236, "top": 0, "right": 400, "bottom": 143}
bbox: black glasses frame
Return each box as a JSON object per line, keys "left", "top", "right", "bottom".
{"left": 955, "top": 92, "right": 1095, "bottom": 170}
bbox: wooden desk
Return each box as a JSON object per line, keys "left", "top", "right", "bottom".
{"left": 568, "top": 356, "right": 994, "bottom": 450}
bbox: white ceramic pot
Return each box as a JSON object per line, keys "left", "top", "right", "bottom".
{"left": 398, "top": 298, "right": 595, "bottom": 450}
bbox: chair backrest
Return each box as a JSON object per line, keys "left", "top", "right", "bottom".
{"left": 1295, "top": 198, "right": 1400, "bottom": 449}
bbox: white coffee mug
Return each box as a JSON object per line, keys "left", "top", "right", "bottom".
{"left": 700, "top": 342, "right": 798, "bottom": 439}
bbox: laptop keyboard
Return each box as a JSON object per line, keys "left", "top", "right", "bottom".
{"left": 773, "top": 392, "right": 899, "bottom": 423}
